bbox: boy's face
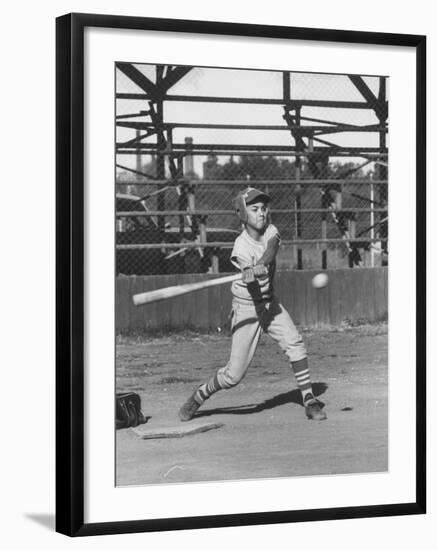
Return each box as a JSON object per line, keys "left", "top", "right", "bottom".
{"left": 246, "top": 201, "right": 269, "bottom": 231}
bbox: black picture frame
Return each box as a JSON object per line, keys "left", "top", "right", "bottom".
{"left": 56, "top": 12, "right": 426, "bottom": 537}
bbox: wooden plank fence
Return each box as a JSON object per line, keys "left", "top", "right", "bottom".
{"left": 116, "top": 268, "right": 388, "bottom": 334}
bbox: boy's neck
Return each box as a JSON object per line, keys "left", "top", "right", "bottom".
{"left": 245, "top": 224, "right": 265, "bottom": 241}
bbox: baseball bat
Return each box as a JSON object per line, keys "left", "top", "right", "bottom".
{"left": 133, "top": 273, "right": 242, "bottom": 306}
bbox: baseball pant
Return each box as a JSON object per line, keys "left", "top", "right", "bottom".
{"left": 216, "top": 298, "right": 307, "bottom": 389}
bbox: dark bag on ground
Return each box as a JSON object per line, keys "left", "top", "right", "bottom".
{"left": 116, "top": 392, "right": 146, "bottom": 429}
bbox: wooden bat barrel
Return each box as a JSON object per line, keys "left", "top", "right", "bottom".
{"left": 133, "top": 273, "right": 241, "bottom": 306}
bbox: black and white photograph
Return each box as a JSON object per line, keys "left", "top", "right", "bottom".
{"left": 53, "top": 11, "right": 425, "bottom": 537}
{"left": 115, "top": 63, "right": 389, "bottom": 486}
{"left": 1, "top": 0, "right": 433, "bottom": 547}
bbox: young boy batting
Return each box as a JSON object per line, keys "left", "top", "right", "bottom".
{"left": 179, "top": 187, "right": 327, "bottom": 422}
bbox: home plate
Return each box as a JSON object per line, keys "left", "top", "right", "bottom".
{"left": 131, "top": 421, "right": 224, "bottom": 440}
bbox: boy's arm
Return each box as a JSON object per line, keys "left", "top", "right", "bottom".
{"left": 233, "top": 257, "right": 258, "bottom": 284}
{"left": 233, "top": 257, "right": 266, "bottom": 284}
{"left": 256, "top": 234, "right": 280, "bottom": 267}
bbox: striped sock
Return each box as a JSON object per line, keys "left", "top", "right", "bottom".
{"left": 194, "top": 373, "right": 222, "bottom": 405}
{"left": 291, "top": 358, "right": 314, "bottom": 402}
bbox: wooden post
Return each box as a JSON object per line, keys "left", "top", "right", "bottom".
{"left": 349, "top": 217, "right": 356, "bottom": 239}
{"left": 375, "top": 76, "right": 389, "bottom": 267}
{"left": 283, "top": 71, "right": 290, "bottom": 104}
{"left": 185, "top": 136, "right": 196, "bottom": 224}
{"left": 370, "top": 174, "right": 375, "bottom": 267}
{"left": 135, "top": 129, "right": 142, "bottom": 180}
{"left": 184, "top": 137, "right": 199, "bottom": 243}
{"left": 211, "top": 250, "right": 219, "bottom": 273}
{"left": 177, "top": 156, "right": 185, "bottom": 237}
{"left": 295, "top": 107, "right": 303, "bottom": 270}
{"left": 184, "top": 137, "right": 194, "bottom": 176}
{"left": 199, "top": 217, "right": 207, "bottom": 244}
{"left": 378, "top": 77, "right": 388, "bottom": 205}
{"left": 335, "top": 187, "right": 342, "bottom": 210}
{"left": 156, "top": 98, "right": 166, "bottom": 232}
{"left": 199, "top": 215, "right": 207, "bottom": 264}
{"left": 321, "top": 216, "right": 327, "bottom": 269}
{"left": 187, "top": 189, "right": 195, "bottom": 212}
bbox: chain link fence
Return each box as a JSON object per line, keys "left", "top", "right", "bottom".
{"left": 116, "top": 66, "right": 388, "bottom": 276}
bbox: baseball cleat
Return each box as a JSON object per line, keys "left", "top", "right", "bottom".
{"left": 304, "top": 394, "right": 327, "bottom": 421}
{"left": 179, "top": 390, "right": 201, "bottom": 422}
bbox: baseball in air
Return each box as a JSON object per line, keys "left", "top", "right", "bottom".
{"left": 312, "top": 273, "right": 329, "bottom": 289}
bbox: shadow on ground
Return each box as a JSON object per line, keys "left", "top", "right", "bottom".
{"left": 195, "top": 382, "right": 328, "bottom": 419}
{"left": 25, "top": 514, "right": 55, "bottom": 531}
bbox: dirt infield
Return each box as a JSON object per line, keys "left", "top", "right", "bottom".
{"left": 116, "top": 324, "right": 388, "bottom": 486}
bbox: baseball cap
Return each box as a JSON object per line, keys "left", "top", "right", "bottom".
{"left": 241, "top": 187, "right": 271, "bottom": 205}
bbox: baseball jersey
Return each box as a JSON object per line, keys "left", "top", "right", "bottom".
{"left": 230, "top": 223, "right": 280, "bottom": 304}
